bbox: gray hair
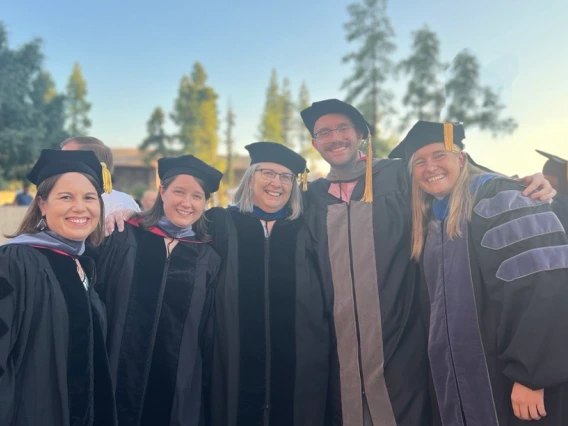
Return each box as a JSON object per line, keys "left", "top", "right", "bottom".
{"left": 232, "top": 163, "right": 303, "bottom": 220}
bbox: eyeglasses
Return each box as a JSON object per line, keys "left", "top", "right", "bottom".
{"left": 256, "top": 169, "right": 295, "bottom": 185}
{"left": 314, "top": 124, "right": 355, "bottom": 142}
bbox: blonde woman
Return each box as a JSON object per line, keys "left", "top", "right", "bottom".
{"left": 389, "top": 121, "right": 568, "bottom": 425}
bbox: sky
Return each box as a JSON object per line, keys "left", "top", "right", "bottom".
{"left": 2, "top": 0, "right": 567, "bottom": 176}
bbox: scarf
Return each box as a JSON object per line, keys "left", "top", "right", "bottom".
{"left": 326, "top": 151, "right": 380, "bottom": 182}
{"left": 227, "top": 204, "right": 289, "bottom": 221}
{"left": 4, "top": 230, "right": 85, "bottom": 256}
{"left": 156, "top": 216, "right": 196, "bottom": 239}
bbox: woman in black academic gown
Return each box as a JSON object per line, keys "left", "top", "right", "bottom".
{"left": 206, "top": 142, "right": 330, "bottom": 426}
{"left": 94, "top": 155, "right": 222, "bottom": 426}
{"left": 103, "top": 145, "right": 330, "bottom": 426}
{"left": 389, "top": 121, "right": 568, "bottom": 425}
{"left": 0, "top": 149, "right": 117, "bottom": 426}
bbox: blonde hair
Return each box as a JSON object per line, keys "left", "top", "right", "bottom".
{"left": 409, "top": 149, "right": 484, "bottom": 260}
{"left": 233, "top": 163, "right": 303, "bottom": 220}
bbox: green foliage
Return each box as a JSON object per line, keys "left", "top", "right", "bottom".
{"left": 224, "top": 101, "right": 236, "bottom": 186}
{"left": 342, "top": 0, "right": 396, "bottom": 155}
{"left": 296, "top": 82, "right": 319, "bottom": 167}
{"left": 140, "top": 107, "right": 173, "bottom": 163}
{"left": 33, "top": 71, "right": 69, "bottom": 149}
{"left": 397, "top": 25, "right": 445, "bottom": 128}
{"left": 65, "top": 62, "right": 92, "bottom": 135}
{"left": 257, "top": 69, "right": 297, "bottom": 147}
{"left": 280, "top": 78, "right": 294, "bottom": 146}
{"left": 445, "top": 50, "right": 518, "bottom": 136}
{"left": 171, "top": 62, "right": 220, "bottom": 167}
{"left": 258, "top": 69, "right": 284, "bottom": 143}
{"left": 0, "top": 23, "right": 68, "bottom": 180}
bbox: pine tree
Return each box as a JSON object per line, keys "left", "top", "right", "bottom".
{"left": 342, "top": 0, "right": 396, "bottom": 155}
{"left": 140, "top": 107, "right": 172, "bottom": 162}
{"left": 65, "top": 62, "right": 92, "bottom": 135}
{"left": 170, "top": 62, "right": 219, "bottom": 166}
{"left": 224, "top": 101, "right": 236, "bottom": 186}
{"left": 398, "top": 26, "right": 445, "bottom": 128}
{"left": 258, "top": 69, "right": 283, "bottom": 143}
{"left": 32, "top": 71, "right": 68, "bottom": 150}
{"left": 445, "top": 50, "right": 517, "bottom": 136}
{"left": 296, "top": 81, "right": 318, "bottom": 167}
{"left": 0, "top": 23, "right": 52, "bottom": 180}
{"left": 280, "top": 77, "right": 294, "bottom": 146}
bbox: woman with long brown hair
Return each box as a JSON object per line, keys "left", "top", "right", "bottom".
{"left": 0, "top": 149, "right": 117, "bottom": 426}
{"left": 94, "top": 154, "right": 222, "bottom": 426}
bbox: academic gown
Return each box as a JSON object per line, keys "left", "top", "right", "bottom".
{"left": 205, "top": 207, "right": 330, "bottom": 426}
{"left": 423, "top": 176, "right": 568, "bottom": 425}
{"left": 551, "top": 194, "right": 568, "bottom": 228}
{"left": 304, "top": 159, "right": 432, "bottom": 426}
{"left": 94, "top": 222, "right": 220, "bottom": 426}
{"left": 0, "top": 245, "right": 117, "bottom": 426}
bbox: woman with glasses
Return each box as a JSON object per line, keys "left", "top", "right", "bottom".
{"left": 104, "top": 143, "right": 330, "bottom": 426}
{"left": 205, "top": 142, "right": 330, "bottom": 426}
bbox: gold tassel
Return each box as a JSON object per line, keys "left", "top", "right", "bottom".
{"left": 443, "top": 122, "right": 454, "bottom": 151}
{"left": 301, "top": 169, "right": 308, "bottom": 191}
{"left": 100, "top": 162, "right": 113, "bottom": 194}
{"left": 360, "top": 129, "right": 373, "bottom": 203}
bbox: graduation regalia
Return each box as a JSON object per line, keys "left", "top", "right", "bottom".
{"left": 0, "top": 148, "right": 116, "bottom": 426}
{"left": 94, "top": 153, "right": 223, "bottom": 426}
{"left": 422, "top": 176, "right": 568, "bottom": 425}
{"left": 304, "top": 160, "right": 431, "bottom": 426}
{"left": 300, "top": 100, "right": 432, "bottom": 426}
{"left": 205, "top": 207, "right": 330, "bottom": 426}
{"left": 0, "top": 245, "right": 117, "bottom": 426}
{"left": 94, "top": 222, "right": 220, "bottom": 426}
{"left": 552, "top": 194, "right": 568, "bottom": 228}
{"left": 388, "top": 121, "right": 568, "bottom": 425}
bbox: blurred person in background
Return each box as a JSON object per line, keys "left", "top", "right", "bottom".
{"left": 61, "top": 136, "right": 140, "bottom": 217}
{"left": 13, "top": 181, "right": 33, "bottom": 206}
{"left": 140, "top": 189, "right": 158, "bottom": 211}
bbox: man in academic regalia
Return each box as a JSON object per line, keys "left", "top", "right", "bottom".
{"left": 300, "top": 99, "right": 432, "bottom": 426}
{"left": 300, "top": 99, "right": 555, "bottom": 426}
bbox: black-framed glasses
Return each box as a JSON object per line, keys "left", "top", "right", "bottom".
{"left": 256, "top": 169, "right": 295, "bottom": 185}
{"left": 314, "top": 124, "right": 355, "bottom": 142}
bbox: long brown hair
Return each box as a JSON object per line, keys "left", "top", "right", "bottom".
{"left": 409, "top": 150, "right": 484, "bottom": 260}
{"left": 6, "top": 173, "right": 105, "bottom": 246}
{"left": 132, "top": 174, "right": 211, "bottom": 241}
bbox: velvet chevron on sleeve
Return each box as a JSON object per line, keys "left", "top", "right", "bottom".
{"left": 423, "top": 176, "right": 568, "bottom": 426}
